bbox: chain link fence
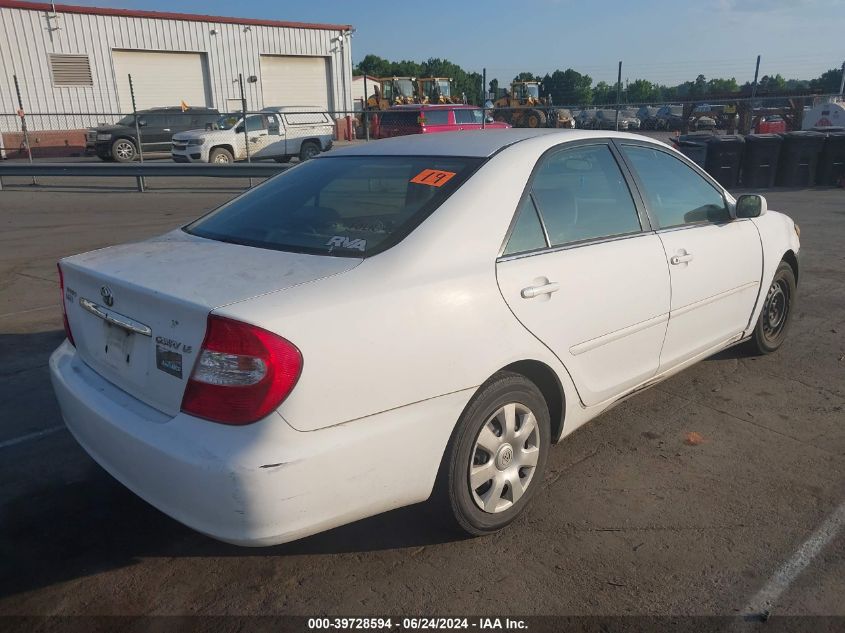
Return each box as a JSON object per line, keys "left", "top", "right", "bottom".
{"left": 1, "top": 82, "right": 842, "bottom": 162}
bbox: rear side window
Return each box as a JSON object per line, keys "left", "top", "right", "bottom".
{"left": 503, "top": 196, "right": 547, "bottom": 255}
{"left": 531, "top": 144, "right": 641, "bottom": 246}
{"left": 186, "top": 156, "right": 482, "bottom": 257}
{"left": 421, "top": 110, "right": 449, "bottom": 125}
{"left": 621, "top": 145, "right": 729, "bottom": 227}
{"left": 379, "top": 112, "right": 419, "bottom": 127}
{"left": 454, "top": 109, "right": 483, "bottom": 124}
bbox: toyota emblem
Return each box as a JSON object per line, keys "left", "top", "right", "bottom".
{"left": 100, "top": 285, "right": 114, "bottom": 307}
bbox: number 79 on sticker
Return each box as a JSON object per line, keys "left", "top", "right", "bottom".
{"left": 410, "top": 168, "right": 457, "bottom": 187}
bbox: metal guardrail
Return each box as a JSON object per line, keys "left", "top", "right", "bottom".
{"left": 0, "top": 162, "right": 289, "bottom": 191}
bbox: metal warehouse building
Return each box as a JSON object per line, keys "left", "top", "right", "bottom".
{"left": 0, "top": 0, "right": 354, "bottom": 139}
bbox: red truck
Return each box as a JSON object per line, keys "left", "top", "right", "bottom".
{"left": 376, "top": 104, "right": 510, "bottom": 139}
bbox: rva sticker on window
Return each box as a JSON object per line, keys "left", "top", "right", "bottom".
{"left": 410, "top": 169, "right": 457, "bottom": 187}
{"left": 326, "top": 236, "right": 367, "bottom": 251}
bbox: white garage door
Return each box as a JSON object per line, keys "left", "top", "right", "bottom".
{"left": 112, "top": 50, "right": 211, "bottom": 112}
{"left": 260, "top": 55, "right": 331, "bottom": 110}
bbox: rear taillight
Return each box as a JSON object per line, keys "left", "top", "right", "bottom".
{"left": 181, "top": 315, "right": 302, "bottom": 425}
{"left": 57, "top": 263, "right": 75, "bottom": 347}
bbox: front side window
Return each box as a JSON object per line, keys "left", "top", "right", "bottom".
{"left": 244, "top": 115, "right": 267, "bottom": 132}
{"left": 530, "top": 144, "right": 642, "bottom": 246}
{"left": 454, "top": 109, "right": 483, "bottom": 124}
{"left": 621, "top": 145, "right": 729, "bottom": 227}
{"left": 186, "top": 156, "right": 481, "bottom": 257}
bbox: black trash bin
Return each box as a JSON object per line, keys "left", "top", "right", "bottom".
{"left": 776, "top": 131, "right": 826, "bottom": 186}
{"left": 742, "top": 134, "right": 782, "bottom": 188}
{"left": 673, "top": 133, "right": 711, "bottom": 167}
{"left": 817, "top": 131, "right": 845, "bottom": 185}
{"left": 703, "top": 134, "right": 744, "bottom": 188}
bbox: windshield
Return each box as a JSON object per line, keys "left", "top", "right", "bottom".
{"left": 185, "top": 156, "right": 483, "bottom": 257}
{"left": 214, "top": 114, "right": 241, "bottom": 130}
{"left": 526, "top": 84, "right": 540, "bottom": 99}
{"left": 395, "top": 79, "right": 415, "bottom": 97}
{"left": 437, "top": 80, "right": 451, "bottom": 96}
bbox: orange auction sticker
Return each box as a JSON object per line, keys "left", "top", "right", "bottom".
{"left": 410, "top": 169, "right": 457, "bottom": 187}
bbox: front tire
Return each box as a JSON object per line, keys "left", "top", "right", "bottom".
{"left": 111, "top": 138, "right": 137, "bottom": 163}
{"left": 209, "top": 147, "right": 234, "bottom": 164}
{"left": 749, "top": 261, "right": 796, "bottom": 354}
{"left": 444, "top": 372, "right": 550, "bottom": 536}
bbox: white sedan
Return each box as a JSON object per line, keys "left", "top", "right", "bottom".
{"left": 50, "top": 130, "right": 800, "bottom": 546}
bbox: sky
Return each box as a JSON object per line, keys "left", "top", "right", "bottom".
{"left": 61, "top": 0, "right": 844, "bottom": 86}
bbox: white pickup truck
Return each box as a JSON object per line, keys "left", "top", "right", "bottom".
{"left": 171, "top": 106, "right": 334, "bottom": 164}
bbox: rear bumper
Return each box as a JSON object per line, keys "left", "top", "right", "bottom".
{"left": 50, "top": 341, "right": 465, "bottom": 546}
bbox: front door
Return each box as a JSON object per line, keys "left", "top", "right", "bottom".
{"left": 618, "top": 143, "right": 763, "bottom": 370}
{"left": 243, "top": 114, "right": 282, "bottom": 160}
{"left": 496, "top": 142, "right": 671, "bottom": 407}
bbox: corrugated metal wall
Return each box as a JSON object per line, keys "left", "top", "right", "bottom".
{"left": 0, "top": 5, "right": 353, "bottom": 131}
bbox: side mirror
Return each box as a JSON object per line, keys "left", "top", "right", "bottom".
{"left": 235, "top": 125, "right": 244, "bottom": 134}
{"left": 735, "top": 194, "right": 768, "bottom": 218}
{"left": 137, "top": 118, "right": 147, "bottom": 127}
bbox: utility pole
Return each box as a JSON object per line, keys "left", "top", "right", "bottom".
{"left": 239, "top": 73, "right": 251, "bottom": 164}
{"left": 615, "top": 61, "right": 622, "bottom": 131}
{"left": 363, "top": 74, "right": 369, "bottom": 141}
{"left": 12, "top": 75, "right": 36, "bottom": 185}
{"left": 482, "top": 67, "right": 487, "bottom": 129}
{"left": 128, "top": 74, "right": 145, "bottom": 192}
{"left": 839, "top": 60, "right": 845, "bottom": 96}
{"left": 751, "top": 55, "right": 761, "bottom": 99}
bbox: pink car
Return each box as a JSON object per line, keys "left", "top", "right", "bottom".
{"left": 376, "top": 104, "right": 510, "bottom": 139}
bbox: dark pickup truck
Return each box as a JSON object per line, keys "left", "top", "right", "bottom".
{"left": 87, "top": 107, "right": 219, "bottom": 162}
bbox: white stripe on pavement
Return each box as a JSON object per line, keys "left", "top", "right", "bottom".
{"left": 0, "top": 425, "right": 65, "bottom": 449}
{"left": 743, "top": 500, "right": 845, "bottom": 616}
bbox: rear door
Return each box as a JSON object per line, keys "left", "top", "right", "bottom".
{"left": 496, "top": 141, "right": 671, "bottom": 406}
{"left": 618, "top": 142, "right": 763, "bottom": 370}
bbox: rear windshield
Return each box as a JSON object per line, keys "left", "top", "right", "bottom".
{"left": 185, "top": 156, "right": 482, "bottom": 257}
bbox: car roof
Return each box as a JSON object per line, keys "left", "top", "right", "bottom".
{"left": 325, "top": 129, "right": 665, "bottom": 158}
{"left": 262, "top": 106, "right": 327, "bottom": 113}
{"left": 389, "top": 104, "right": 478, "bottom": 110}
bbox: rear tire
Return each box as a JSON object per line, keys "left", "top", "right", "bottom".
{"left": 442, "top": 372, "right": 550, "bottom": 536}
{"left": 748, "top": 261, "right": 796, "bottom": 355}
{"left": 209, "top": 147, "right": 234, "bottom": 164}
{"left": 299, "top": 140, "right": 320, "bottom": 161}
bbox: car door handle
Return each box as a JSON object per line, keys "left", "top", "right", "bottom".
{"left": 521, "top": 282, "right": 560, "bottom": 299}
{"left": 670, "top": 252, "right": 694, "bottom": 265}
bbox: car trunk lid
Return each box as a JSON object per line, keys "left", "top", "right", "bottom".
{"left": 61, "top": 230, "right": 360, "bottom": 417}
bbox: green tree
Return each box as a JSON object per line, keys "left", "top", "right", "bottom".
{"left": 627, "top": 79, "right": 659, "bottom": 104}
{"left": 592, "top": 81, "right": 612, "bottom": 104}
{"left": 706, "top": 77, "right": 739, "bottom": 94}
{"left": 512, "top": 71, "right": 541, "bottom": 83}
{"left": 810, "top": 68, "right": 842, "bottom": 93}
{"left": 759, "top": 74, "right": 787, "bottom": 93}
{"left": 541, "top": 69, "right": 593, "bottom": 106}
{"left": 354, "top": 54, "right": 392, "bottom": 78}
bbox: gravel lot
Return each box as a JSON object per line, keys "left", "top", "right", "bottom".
{"left": 0, "top": 180, "right": 843, "bottom": 621}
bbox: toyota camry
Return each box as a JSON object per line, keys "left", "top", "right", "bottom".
{"left": 51, "top": 129, "right": 800, "bottom": 546}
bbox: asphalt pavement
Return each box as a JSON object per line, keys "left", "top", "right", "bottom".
{"left": 0, "top": 183, "right": 843, "bottom": 621}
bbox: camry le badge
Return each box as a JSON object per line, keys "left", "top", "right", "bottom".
{"left": 100, "top": 285, "right": 114, "bottom": 307}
